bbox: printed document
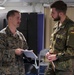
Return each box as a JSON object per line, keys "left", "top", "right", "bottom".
{"left": 23, "top": 50, "right": 38, "bottom": 59}
{"left": 23, "top": 50, "right": 39, "bottom": 69}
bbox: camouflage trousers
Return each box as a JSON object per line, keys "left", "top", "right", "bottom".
{"left": 44, "top": 63, "right": 74, "bottom": 75}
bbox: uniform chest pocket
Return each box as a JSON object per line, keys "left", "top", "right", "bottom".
{"left": 54, "top": 34, "right": 66, "bottom": 50}
{"left": 6, "top": 37, "right": 20, "bottom": 49}
{"left": 7, "top": 40, "right": 17, "bottom": 49}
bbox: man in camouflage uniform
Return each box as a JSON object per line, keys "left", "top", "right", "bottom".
{"left": 0, "top": 10, "right": 28, "bottom": 75}
{"left": 45, "top": 1, "right": 74, "bottom": 75}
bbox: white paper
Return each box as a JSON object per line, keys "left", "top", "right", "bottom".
{"left": 23, "top": 50, "right": 38, "bottom": 59}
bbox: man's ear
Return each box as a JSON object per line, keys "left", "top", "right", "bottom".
{"left": 8, "top": 16, "right": 12, "bottom": 21}
{"left": 59, "top": 12, "right": 63, "bottom": 17}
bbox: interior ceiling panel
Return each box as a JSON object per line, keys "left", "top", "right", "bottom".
{"left": 23, "top": 0, "right": 74, "bottom": 3}
{"left": 0, "top": 0, "right": 4, "bottom": 3}
{"left": 8, "top": 0, "right": 22, "bottom": 2}
{"left": 2, "top": 0, "right": 74, "bottom": 3}
{"left": 0, "top": 0, "right": 6, "bottom": 4}
{"left": 0, "top": 0, "right": 74, "bottom": 7}
{"left": 23, "top": 0, "right": 49, "bottom": 3}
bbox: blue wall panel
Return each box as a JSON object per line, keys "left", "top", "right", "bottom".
{"left": 37, "top": 14, "right": 44, "bottom": 54}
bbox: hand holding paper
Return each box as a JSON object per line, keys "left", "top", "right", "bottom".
{"left": 23, "top": 49, "right": 38, "bottom": 69}
{"left": 23, "top": 50, "right": 38, "bottom": 59}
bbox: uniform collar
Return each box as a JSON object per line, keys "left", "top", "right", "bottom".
{"left": 5, "top": 26, "right": 18, "bottom": 37}
{"left": 62, "top": 16, "right": 70, "bottom": 25}
{"left": 58, "top": 16, "right": 70, "bottom": 29}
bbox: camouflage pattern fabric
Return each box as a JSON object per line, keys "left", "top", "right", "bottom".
{"left": 0, "top": 26, "right": 28, "bottom": 75}
{"left": 45, "top": 17, "right": 74, "bottom": 75}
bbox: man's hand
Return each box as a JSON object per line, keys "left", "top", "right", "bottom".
{"left": 48, "top": 54, "right": 57, "bottom": 62}
{"left": 46, "top": 52, "right": 57, "bottom": 62}
{"left": 15, "top": 48, "right": 24, "bottom": 55}
{"left": 46, "top": 52, "right": 50, "bottom": 58}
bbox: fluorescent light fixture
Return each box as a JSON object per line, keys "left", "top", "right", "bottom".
{"left": 43, "top": 3, "right": 50, "bottom": 7}
{"left": 0, "top": 6, "right": 5, "bottom": 9}
{"left": 23, "top": 2, "right": 28, "bottom": 6}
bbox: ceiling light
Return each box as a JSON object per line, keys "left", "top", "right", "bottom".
{"left": 43, "top": 3, "right": 50, "bottom": 7}
{"left": 0, "top": 6, "right": 5, "bottom": 9}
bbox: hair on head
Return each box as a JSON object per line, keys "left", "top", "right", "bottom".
{"left": 6, "top": 10, "right": 20, "bottom": 20}
{"left": 50, "top": 1, "right": 67, "bottom": 13}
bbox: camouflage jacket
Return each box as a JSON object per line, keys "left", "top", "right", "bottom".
{"left": 0, "top": 26, "right": 28, "bottom": 75}
{"left": 51, "top": 17, "right": 74, "bottom": 71}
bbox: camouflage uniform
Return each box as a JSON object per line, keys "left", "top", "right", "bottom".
{"left": 0, "top": 26, "right": 28, "bottom": 75}
{"left": 45, "top": 17, "right": 74, "bottom": 75}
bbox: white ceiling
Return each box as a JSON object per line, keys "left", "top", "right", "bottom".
{"left": 0, "top": 0, "right": 74, "bottom": 13}
{"left": 1, "top": 0, "right": 74, "bottom": 7}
